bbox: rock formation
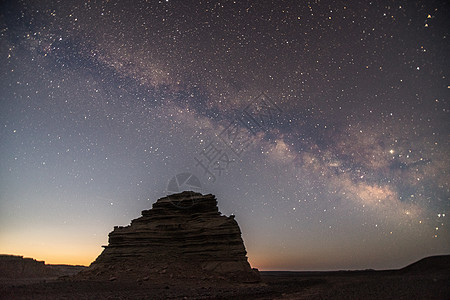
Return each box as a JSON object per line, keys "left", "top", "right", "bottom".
{"left": 0, "top": 255, "right": 86, "bottom": 278}
{"left": 83, "top": 191, "right": 260, "bottom": 283}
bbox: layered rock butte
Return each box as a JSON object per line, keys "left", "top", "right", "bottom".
{"left": 83, "top": 191, "right": 260, "bottom": 283}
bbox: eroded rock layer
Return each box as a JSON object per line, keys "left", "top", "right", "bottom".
{"left": 86, "top": 191, "right": 260, "bottom": 283}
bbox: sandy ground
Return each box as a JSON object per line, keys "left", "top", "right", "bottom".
{"left": 1, "top": 268, "right": 449, "bottom": 299}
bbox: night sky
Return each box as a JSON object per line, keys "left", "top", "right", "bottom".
{"left": 0, "top": 0, "right": 449, "bottom": 271}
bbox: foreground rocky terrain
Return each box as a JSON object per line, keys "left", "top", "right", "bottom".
{"left": 1, "top": 256, "right": 449, "bottom": 299}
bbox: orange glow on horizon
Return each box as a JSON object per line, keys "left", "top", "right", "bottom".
{"left": 0, "top": 226, "right": 106, "bottom": 266}
{"left": 0, "top": 239, "right": 101, "bottom": 266}
{"left": 0, "top": 248, "right": 98, "bottom": 266}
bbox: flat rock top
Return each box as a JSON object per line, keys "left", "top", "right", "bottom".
{"left": 142, "top": 191, "right": 219, "bottom": 215}
{"left": 156, "top": 191, "right": 212, "bottom": 202}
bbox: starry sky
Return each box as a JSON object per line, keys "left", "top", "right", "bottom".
{"left": 0, "top": 0, "right": 449, "bottom": 271}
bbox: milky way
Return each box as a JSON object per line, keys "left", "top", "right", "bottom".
{"left": 0, "top": 0, "right": 448, "bottom": 270}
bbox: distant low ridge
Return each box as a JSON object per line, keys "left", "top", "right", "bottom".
{"left": 0, "top": 255, "right": 86, "bottom": 279}
{"left": 78, "top": 191, "right": 261, "bottom": 283}
{"left": 400, "top": 255, "right": 450, "bottom": 273}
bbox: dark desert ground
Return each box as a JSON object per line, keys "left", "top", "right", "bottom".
{"left": 1, "top": 255, "right": 449, "bottom": 299}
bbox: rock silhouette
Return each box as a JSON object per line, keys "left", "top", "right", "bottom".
{"left": 0, "top": 255, "right": 85, "bottom": 278}
{"left": 82, "top": 191, "right": 260, "bottom": 283}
